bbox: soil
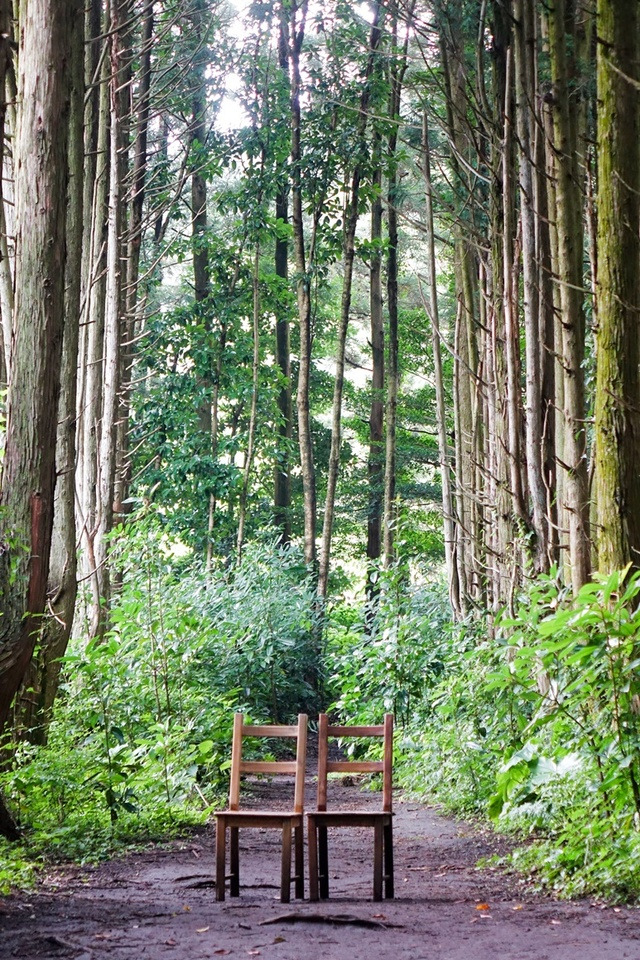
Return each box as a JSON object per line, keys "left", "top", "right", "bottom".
{"left": 2, "top": 777, "right": 640, "bottom": 960}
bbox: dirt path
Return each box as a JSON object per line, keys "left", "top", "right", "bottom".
{"left": 2, "top": 778, "right": 640, "bottom": 960}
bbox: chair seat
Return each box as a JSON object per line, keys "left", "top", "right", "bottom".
{"left": 216, "top": 810, "right": 303, "bottom": 828}
{"left": 308, "top": 810, "right": 392, "bottom": 827}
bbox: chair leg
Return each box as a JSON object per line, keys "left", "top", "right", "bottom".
{"left": 215, "top": 818, "right": 226, "bottom": 902}
{"left": 383, "top": 822, "right": 394, "bottom": 898}
{"left": 308, "top": 818, "right": 319, "bottom": 902}
{"left": 230, "top": 826, "right": 240, "bottom": 897}
{"left": 294, "top": 824, "right": 304, "bottom": 899}
{"left": 281, "top": 821, "right": 292, "bottom": 903}
{"left": 318, "top": 824, "right": 329, "bottom": 899}
{"left": 373, "top": 821, "right": 383, "bottom": 902}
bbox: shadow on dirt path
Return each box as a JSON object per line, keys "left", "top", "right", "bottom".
{"left": 1, "top": 777, "right": 640, "bottom": 960}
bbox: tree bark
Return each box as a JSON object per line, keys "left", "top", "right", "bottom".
{"left": 383, "top": 0, "right": 414, "bottom": 567}
{"left": 594, "top": 0, "right": 640, "bottom": 572}
{"left": 0, "top": 0, "right": 72, "bottom": 753}
{"left": 92, "top": 0, "right": 130, "bottom": 639}
{"left": 317, "top": 4, "right": 382, "bottom": 600}
{"left": 78, "top": 11, "right": 110, "bottom": 623}
{"left": 236, "top": 244, "right": 261, "bottom": 558}
{"left": 285, "top": 0, "right": 317, "bottom": 569}
{"left": 423, "top": 109, "right": 460, "bottom": 619}
{"left": 16, "top": 0, "right": 84, "bottom": 743}
{"left": 0, "top": 0, "right": 13, "bottom": 381}
{"left": 365, "top": 130, "right": 384, "bottom": 601}
{"left": 274, "top": 19, "right": 292, "bottom": 544}
{"left": 546, "top": 0, "right": 591, "bottom": 592}
{"left": 514, "top": 0, "right": 549, "bottom": 572}
{"left": 114, "top": 0, "right": 155, "bottom": 521}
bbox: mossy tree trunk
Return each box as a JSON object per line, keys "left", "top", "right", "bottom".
{"left": 594, "top": 0, "right": 640, "bottom": 572}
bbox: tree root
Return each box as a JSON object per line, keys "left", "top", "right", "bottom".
{"left": 259, "top": 912, "right": 404, "bottom": 929}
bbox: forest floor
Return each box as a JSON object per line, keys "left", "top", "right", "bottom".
{"left": 2, "top": 777, "right": 640, "bottom": 960}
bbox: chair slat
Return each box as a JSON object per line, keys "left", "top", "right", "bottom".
{"left": 240, "top": 760, "right": 298, "bottom": 774}
{"left": 382, "top": 713, "right": 393, "bottom": 813}
{"left": 317, "top": 712, "right": 329, "bottom": 812}
{"left": 293, "top": 713, "right": 308, "bottom": 815}
{"left": 243, "top": 724, "right": 300, "bottom": 737}
{"left": 327, "top": 725, "right": 384, "bottom": 737}
{"left": 229, "top": 712, "right": 244, "bottom": 811}
{"left": 326, "top": 760, "right": 384, "bottom": 773}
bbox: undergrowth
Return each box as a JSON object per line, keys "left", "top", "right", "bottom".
{"left": 3, "top": 515, "right": 640, "bottom": 904}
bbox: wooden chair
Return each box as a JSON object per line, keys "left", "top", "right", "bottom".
{"left": 215, "top": 712, "right": 308, "bottom": 903}
{"left": 308, "top": 713, "right": 394, "bottom": 902}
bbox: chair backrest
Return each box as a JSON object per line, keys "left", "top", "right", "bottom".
{"left": 228, "top": 713, "right": 308, "bottom": 813}
{"left": 316, "top": 713, "right": 393, "bottom": 813}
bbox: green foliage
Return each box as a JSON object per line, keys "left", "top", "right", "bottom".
{"left": 489, "top": 566, "right": 640, "bottom": 821}
{"left": 326, "top": 561, "right": 640, "bottom": 900}
{"left": 0, "top": 520, "right": 319, "bottom": 881}
{"left": 327, "top": 568, "right": 452, "bottom": 726}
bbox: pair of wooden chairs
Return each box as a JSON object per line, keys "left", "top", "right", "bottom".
{"left": 214, "top": 712, "right": 394, "bottom": 903}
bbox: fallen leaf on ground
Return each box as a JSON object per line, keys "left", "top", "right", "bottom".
{"left": 183, "top": 905, "right": 191, "bottom": 912}
{"left": 272, "top": 936, "right": 286, "bottom": 943}
{"left": 196, "top": 926, "right": 210, "bottom": 933}
{"left": 476, "top": 903, "right": 490, "bottom": 911}
{"left": 512, "top": 905, "right": 524, "bottom": 911}
{"left": 165, "top": 939, "right": 177, "bottom": 946}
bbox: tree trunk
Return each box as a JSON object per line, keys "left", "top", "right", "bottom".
{"left": 92, "top": 0, "right": 130, "bottom": 640}
{"left": 502, "top": 47, "right": 527, "bottom": 531}
{"left": 422, "top": 109, "right": 460, "bottom": 619}
{"left": 514, "top": 0, "right": 549, "bottom": 572}
{"left": 274, "top": 182, "right": 292, "bottom": 543}
{"left": 78, "top": 13, "right": 110, "bottom": 626}
{"left": 16, "top": 0, "right": 84, "bottom": 744}
{"left": 114, "top": 0, "right": 154, "bottom": 522}
{"left": 365, "top": 131, "right": 384, "bottom": 602}
{"left": 75, "top": 0, "right": 102, "bottom": 534}
{"left": 285, "top": 0, "right": 317, "bottom": 569}
{"left": 274, "top": 18, "right": 292, "bottom": 544}
{"left": 594, "top": 0, "right": 640, "bottom": 572}
{"left": 546, "top": 0, "right": 591, "bottom": 592}
{"left": 0, "top": 0, "right": 13, "bottom": 381}
{"left": 0, "top": 0, "right": 72, "bottom": 757}
{"left": 383, "top": 0, "right": 414, "bottom": 567}
{"left": 317, "top": 5, "right": 382, "bottom": 600}
{"left": 236, "top": 244, "right": 261, "bottom": 558}
{"left": 487, "top": 0, "right": 516, "bottom": 609}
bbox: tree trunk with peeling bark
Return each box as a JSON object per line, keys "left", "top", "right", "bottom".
{"left": 16, "top": 0, "right": 84, "bottom": 744}
{"left": 0, "top": 0, "right": 73, "bottom": 827}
